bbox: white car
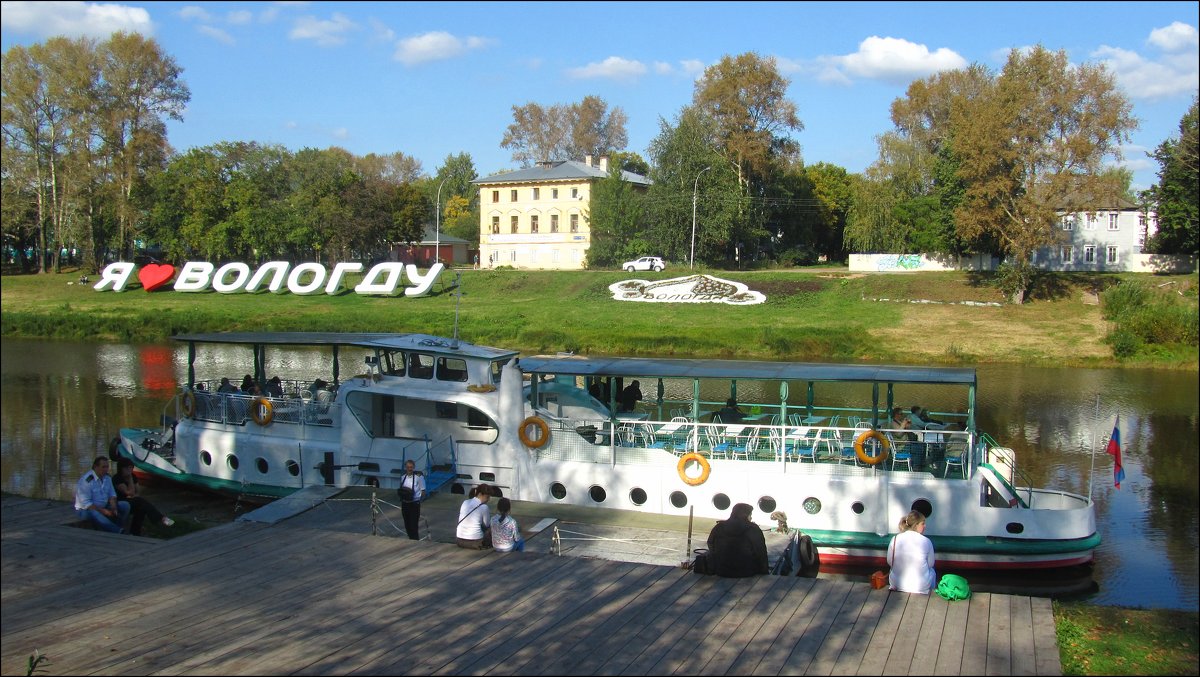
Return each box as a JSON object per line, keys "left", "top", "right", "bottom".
{"left": 622, "top": 256, "right": 666, "bottom": 272}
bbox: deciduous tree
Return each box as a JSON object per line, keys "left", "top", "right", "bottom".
{"left": 1146, "top": 96, "right": 1198, "bottom": 255}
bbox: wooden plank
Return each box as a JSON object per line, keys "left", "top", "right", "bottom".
{"left": 689, "top": 574, "right": 791, "bottom": 675}
{"left": 908, "top": 594, "right": 949, "bottom": 675}
{"left": 933, "top": 595, "right": 970, "bottom": 676}
{"left": 755, "top": 579, "right": 852, "bottom": 675}
{"left": 1031, "top": 597, "right": 1062, "bottom": 676}
{"left": 1009, "top": 594, "right": 1036, "bottom": 676}
{"left": 825, "top": 586, "right": 890, "bottom": 675}
{"left": 727, "top": 576, "right": 827, "bottom": 675}
{"left": 652, "top": 575, "right": 774, "bottom": 675}
{"left": 561, "top": 570, "right": 705, "bottom": 676}
{"left": 959, "top": 592, "right": 992, "bottom": 675}
{"left": 881, "top": 592, "right": 929, "bottom": 674}
{"left": 616, "top": 575, "right": 739, "bottom": 675}
{"left": 852, "top": 588, "right": 911, "bottom": 675}
{"left": 799, "top": 582, "right": 873, "bottom": 675}
{"left": 986, "top": 592, "right": 1012, "bottom": 675}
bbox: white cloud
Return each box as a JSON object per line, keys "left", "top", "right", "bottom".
{"left": 835, "top": 36, "right": 967, "bottom": 83}
{"left": 290, "top": 12, "right": 357, "bottom": 47}
{"left": 332, "top": 127, "right": 349, "bottom": 140}
{"left": 197, "top": 24, "right": 234, "bottom": 45}
{"left": 226, "top": 10, "right": 253, "bottom": 26}
{"left": 1, "top": 1, "right": 153, "bottom": 38}
{"left": 1148, "top": 21, "right": 1199, "bottom": 53}
{"left": 679, "top": 59, "right": 706, "bottom": 79}
{"left": 1093, "top": 44, "right": 1199, "bottom": 100}
{"left": 654, "top": 61, "right": 674, "bottom": 75}
{"left": 368, "top": 17, "right": 395, "bottom": 43}
{"left": 178, "top": 5, "right": 211, "bottom": 22}
{"left": 566, "top": 56, "right": 648, "bottom": 82}
{"left": 394, "top": 31, "right": 493, "bottom": 66}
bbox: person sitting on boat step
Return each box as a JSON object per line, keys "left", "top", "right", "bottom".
{"left": 706, "top": 503, "right": 768, "bottom": 578}
{"left": 456, "top": 484, "right": 492, "bottom": 550}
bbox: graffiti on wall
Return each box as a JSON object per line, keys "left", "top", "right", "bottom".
{"left": 875, "top": 255, "right": 925, "bottom": 271}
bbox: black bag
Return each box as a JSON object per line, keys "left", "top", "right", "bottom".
{"left": 398, "top": 486, "right": 415, "bottom": 502}
{"left": 692, "top": 548, "right": 714, "bottom": 575}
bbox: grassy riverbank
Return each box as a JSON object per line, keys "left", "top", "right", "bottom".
{"left": 1055, "top": 602, "right": 1198, "bottom": 675}
{"left": 1, "top": 267, "right": 1196, "bottom": 368}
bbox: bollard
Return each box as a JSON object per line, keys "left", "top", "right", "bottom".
{"left": 370, "top": 490, "right": 378, "bottom": 536}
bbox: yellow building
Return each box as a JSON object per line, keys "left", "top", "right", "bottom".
{"left": 474, "top": 156, "right": 650, "bottom": 269}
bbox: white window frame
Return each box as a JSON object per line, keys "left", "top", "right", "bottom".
{"left": 1084, "top": 245, "right": 1096, "bottom": 263}
{"left": 1106, "top": 246, "right": 1118, "bottom": 264}
{"left": 550, "top": 214, "right": 559, "bottom": 233}
{"left": 1060, "top": 245, "right": 1073, "bottom": 262}
{"left": 1108, "top": 213, "right": 1119, "bottom": 231}
{"left": 1085, "top": 213, "right": 1098, "bottom": 230}
{"left": 510, "top": 215, "right": 518, "bottom": 234}
{"left": 510, "top": 189, "right": 518, "bottom": 202}
{"left": 1061, "top": 215, "right": 1075, "bottom": 231}
{"left": 491, "top": 216, "right": 500, "bottom": 234}
{"left": 532, "top": 187, "right": 540, "bottom": 200}
{"left": 570, "top": 214, "right": 579, "bottom": 233}
{"left": 530, "top": 215, "right": 539, "bottom": 233}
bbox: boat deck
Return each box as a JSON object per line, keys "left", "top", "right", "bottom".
{"left": 1, "top": 493, "right": 1061, "bottom": 676}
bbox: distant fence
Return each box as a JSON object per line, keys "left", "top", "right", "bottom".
{"left": 849, "top": 254, "right": 998, "bottom": 273}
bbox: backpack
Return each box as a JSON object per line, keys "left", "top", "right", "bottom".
{"left": 936, "top": 573, "right": 971, "bottom": 601}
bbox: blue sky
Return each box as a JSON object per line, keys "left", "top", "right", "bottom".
{"left": 2, "top": 1, "right": 1197, "bottom": 190}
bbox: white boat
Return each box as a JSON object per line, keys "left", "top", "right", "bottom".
{"left": 116, "top": 331, "right": 1099, "bottom": 571}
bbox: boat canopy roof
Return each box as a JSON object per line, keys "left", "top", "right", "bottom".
{"left": 519, "top": 355, "right": 977, "bottom": 387}
{"left": 173, "top": 332, "right": 519, "bottom": 361}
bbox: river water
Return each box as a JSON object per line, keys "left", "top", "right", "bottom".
{"left": 1, "top": 337, "right": 1196, "bottom": 611}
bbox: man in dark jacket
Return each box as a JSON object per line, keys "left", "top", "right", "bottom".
{"left": 707, "top": 503, "right": 769, "bottom": 577}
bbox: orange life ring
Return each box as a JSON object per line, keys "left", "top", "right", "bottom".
{"left": 854, "top": 429, "right": 890, "bottom": 465}
{"left": 677, "top": 452, "right": 711, "bottom": 486}
{"left": 251, "top": 397, "right": 274, "bottom": 426}
{"left": 519, "top": 416, "right": 550, "bottom": 448}
{"left": 181, "top": 390, "right": 197, "bottom": 419}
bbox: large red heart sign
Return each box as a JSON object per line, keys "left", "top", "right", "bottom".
{"left": 137, "top": 264, "right": 176, "bottom": 292}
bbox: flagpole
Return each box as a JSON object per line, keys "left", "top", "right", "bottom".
{"left": 1087, "top": 394, "right": 1099, "bottom": 501}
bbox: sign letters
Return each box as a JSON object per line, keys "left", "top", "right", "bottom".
{"left": 94, "top": 261, "right": 445, "bottom": 297}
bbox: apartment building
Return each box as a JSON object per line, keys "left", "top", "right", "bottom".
{"left": 1033, "top": 196, "right": 1158, "bottom": 272}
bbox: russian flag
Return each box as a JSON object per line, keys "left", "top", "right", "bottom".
{"left": 1106, "top": 417, "right": 1126, "bottom": 489}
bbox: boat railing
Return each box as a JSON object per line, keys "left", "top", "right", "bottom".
{"left": 979, "top": 435, "right": 1036, "bottom": 507}
{"left": 538, "top": 416, "right": 976, "bottom": 478}
{"left": 186, "top": 389, "right": 340, "bottom": 429}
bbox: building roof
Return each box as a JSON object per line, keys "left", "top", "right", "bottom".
{"left": 474, "top": 160, "right": 650, "bottom": 186}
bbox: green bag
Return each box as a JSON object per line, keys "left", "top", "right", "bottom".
{"left": 936, "top": 573, "right": 971, "bottom": 601}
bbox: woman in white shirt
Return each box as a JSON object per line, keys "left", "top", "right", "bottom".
{"left": 455, "top": 484, "right": 492, "bottom": 549}
{"left": 489, "top": 497, "right": 524, "bottom": 552}
{"left": 888, "top": 510, "right": 936, "bottom": 594}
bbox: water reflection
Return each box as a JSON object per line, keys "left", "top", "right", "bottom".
{"left": 0, "top": 338, "right": 1195, "bottom": 611}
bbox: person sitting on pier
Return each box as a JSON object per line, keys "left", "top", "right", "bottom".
{"left": 490, "top": 497, "right": 524, "bottom": 552}
{"left": 706, "top": 503, "right": 769, "bottom": 578}
{"left": 887, "top": 510, "right": 936, "bottom": 594}
{"left": 73, "top": 456, "right": 130, "bottom": 534}
{"left": 113, "top": 457, "right": 174, "bottom": 536}
{"left": 456, "top": 484, "right": 492, "bottom": 550}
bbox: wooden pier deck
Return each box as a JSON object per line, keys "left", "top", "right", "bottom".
{"left": 0, "top": 493, "right": 1061, "bottom": 676}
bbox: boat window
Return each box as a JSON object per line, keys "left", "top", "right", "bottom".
{"left": 408, "top": 353, "right": 434, "bottom": 379}
{"left": 629, "top": 488, "right": 647, "bottom": 505}
{"left": 758, "top": 496, "right": 777, "bottom": 513}
{"left": 381, "top": 349, "right": 406, "bottom": 376}
{"left": 435, "top": 402, "right": 458, "bottom": 419}
{"left": 491, "top": 360, "right": 506, "bottom": 384}
{"left": 712, "top": 493, "right": 731, "bottom": 511}
{"left": 437, "top": 357, "right": 468, "bottom": 382}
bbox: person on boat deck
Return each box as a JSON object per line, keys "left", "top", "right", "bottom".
{"left": 909, "top": 405, "right": 944, "bottom": 428}
{"left": 618, "top": 380, "right": 643, "bottom": 413}
{"left": 706, "top": 503, "right": 769, "bottom": 578}
{"left": 398, "top": 459, "right": 426, "bottom": 541}
{"left": 265, "top": 376, "right": 284, "bottom": 398}
{"left": 891, "top": 407, "right": 917, "bottom": 439}
{"left": 888, "top": 510, "right": 937, "bottom": 594}
{"left": 307, "top": 378, "right": 328, "bottom": 396}
{"left": 714, "top": 398, "right": 746, "bottom": 423}
{"left": 490, "top": 497, "right": 524, "bottom": 553}
{"left": 216, "top": 377, "right": 237, "bottom": 394}
{"left": 456, "top": 484, "right": 492, "bottom": 550}
{"left": 240, "top": 374, "right": 255, "bottom": 393}
{"left": 73, "top": 456, "right": 130, "bottom": 534}
{"left": 113, "top": 457, "right": 174, "bottom": 536}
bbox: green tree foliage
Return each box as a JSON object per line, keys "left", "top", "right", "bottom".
{"left": 1146, "top": 96, "right": 1199, "bottom": 255}
{"left": 500, "top": 96, "right": 628, "bottom": 166}
{"left": 585, "top": 163, "right": 648, "bottom": 267}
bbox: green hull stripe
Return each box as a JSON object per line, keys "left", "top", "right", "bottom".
{"left": 801, "top": 528, "right": 1100, "bottom": 555}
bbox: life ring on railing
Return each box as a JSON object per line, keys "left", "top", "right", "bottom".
{"left": 854, "top": 429, "right": 890, "bottom": 465}
{"left": 677, "top": 452, "right": 711, "bottom": 486}
{"left": 181, "top": 390, "right": 197, "bottom": 419}
{"left": 251, "top": 397, "right": 274, "bottom": 426}
{"left": 519, "top": 416, "right": 550, "bottom": 448}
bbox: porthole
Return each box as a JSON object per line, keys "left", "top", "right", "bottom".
{"left": 589, "top": 485, "right": 607, "bottom": 503}
{"left": 227, "top": 454, "right": 239, "bottom": 471}
{"left": 286, "top": 460, "right": 300, "bottom": 477}
{"left": 1006, "top": 522, "right": 1025, "bottom": 534}
{"left": 479, "top": 472, "right": 496, "bottom": 482}
{"left": 629, "top": 488, "right": 647, "bottom": 506}
{"left": 911, "top": 499, "right": 932, "bottom": 519}
{"left": 851, "top": 501, "right": 865, "bottom": 514}
{"left": 712, "top": 493, "right": 731, "bottom": 511}
{"left": 256, "top": 458, "right": 269, "bottom": 474}
{"left": 550, "top": 482, "right": 567, "bottom": 500}
{"left": 803, "top": 497, "right": 822, "bottom": 514}
{"left": 201, "top": 451, "right": 212, "bottom": 466}
{"left": 450, "top": 483, "right": 465, "bottom": 495}
{"left": 758, "top": 496, "right": 777, "bottom": 514}
{"left": 669, "top": 491, "right": 688, "bottom": 508}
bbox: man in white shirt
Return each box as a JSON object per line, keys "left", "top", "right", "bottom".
{"left": 74, "top": 456, "right": 130, "bottom": 533}
{"left": 398, "top": 459, "right": 426, "bottom": 540}
{"left": 456, "top": 484, "right": 492, "bottom": 549}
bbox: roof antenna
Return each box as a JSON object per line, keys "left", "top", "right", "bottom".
{"left": 451, "top": 271, "right": 463, "bottom": 349}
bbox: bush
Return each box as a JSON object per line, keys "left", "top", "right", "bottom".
{"left": 1105, "top": 328, "right": 1143, "bottom": 358}
{"left": 1100, "top": 280, "right": 1150, "bottom": 321}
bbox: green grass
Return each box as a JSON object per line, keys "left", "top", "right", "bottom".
{"left": 2, "top": 267, "right": 1196, "bottom": 368}
{"left": 1056, "top": 602, "right": 1199, "bottom": 676}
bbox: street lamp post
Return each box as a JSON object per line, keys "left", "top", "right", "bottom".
{"left": 434, "top": 178, "right": 446, "bottom": 265}
{"left": 690, "top": 166, "right": 712, "bottom": 270}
